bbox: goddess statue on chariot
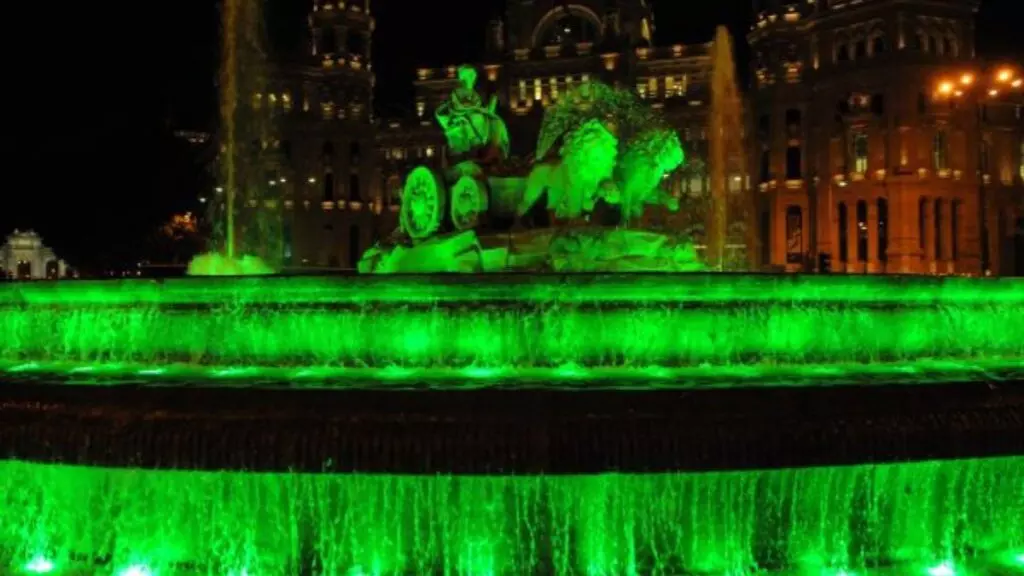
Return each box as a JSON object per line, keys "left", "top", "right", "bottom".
{"left": 359, "top": 65, "right": 702, "bottom": 273}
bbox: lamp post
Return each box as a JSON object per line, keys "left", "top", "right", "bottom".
{"left": 933, "top": 64, "right": 1021, "bottom": 275}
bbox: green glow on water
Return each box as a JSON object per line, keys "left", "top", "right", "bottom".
{"left": 1, "top": 276, "right": 1021, "bottom": 380}
{"left": 1, "top": 458, "right": 1021, "bottom": 575}
{"left": 1, "top": 358, "right": 1021, "bottom": 389}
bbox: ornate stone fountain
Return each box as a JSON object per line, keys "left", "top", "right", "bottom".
{"left": 359, "top": 65, "right": 703, "bottom": 273}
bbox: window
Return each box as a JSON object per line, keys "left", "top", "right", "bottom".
{"left": 980, "top": 138, "right": 990, "bottom": 174}
{"left": 934, "top": 198, "right": 943, "bottom": 259}
{"left": 853, "top": 132, "right": 869, "bottom": 173}
{"left": 933, "top": 131, "right": 949, "bottom": 170}
{"left": 854, "top": 40, "right": 867, "bottom": 59}
{"left": 786, "top": 146, "right": 802, "bottom": 179}
{"left": 786, "top": 206, "right": 804, "bottom": 264}
{"left": 760, "top": 208, "right": 771, "bottom": 265}
{"left": 323, "top": 171, "right": 335, "bottom": 201}
{"left": 758, "top": 114, "right": 771, "bottom": 138}
{"left": 871, "top": 94, "right": 885, "bottom": 116}
{"left": 837, "top": 44, "right": 850, "bottom": 62}
{"left": 321, "top": 27, "right": 337, "bottom": 54}
{"left": 760, "top": 148, "right": 771, "bottom": 182}
{"left": 871, "top": 35, "right": 887, "bottom": 55}
{"left": 838, "top": 203, "right": 849, "bottom": 262}
{"left": 951, "top": 199, "right": 960, "bottom": 260}
{"left": 346, "top": 31, "right": 365, "bottom": 56}
{"left": 918, "top": 93, "right": 928, "bottom": 114}
{"left": 856, "top": 200, "right": 868, "bottom": 262}
{"left": 919, "top": 197, "right": 927, "bottom": 250}
{"left": 350, "top": 141, "right": 361, "bottom": 162}
{"left": 349, "top": 173, "right": 361, "bottom": 202}
{"left": 928, "top": 36, "right": 939, "bottom": 54}
{"left": 877, "top": 199, "right": 889, "bottom": 262}
{"left": 943, "top": 37, "right": 955, "bottom": 57}
{"left": 542, "top": 13, "right": 599, "bottom": 45}
{"left": 785, "top": 109, "right": 801, "bottom": 136}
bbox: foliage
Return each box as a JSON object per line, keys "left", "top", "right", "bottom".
{"left": 537, "top": 82, "right": 668, "bottom": 160}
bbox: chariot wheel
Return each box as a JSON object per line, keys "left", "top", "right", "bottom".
{"left": 400, "top": 166, "right": 446, "bottom": 240}
{"left": 449, "top": 175, "right": 489, "bottom": 231}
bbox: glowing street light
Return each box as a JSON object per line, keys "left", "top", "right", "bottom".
{"left": 996, "top": 68, "right": 1013, "bottom": 83}
{"left": 960, "top": 73, "right": 974, "bottom": 85}
{"left": 938, "top": 81, "right": 954, "bottom": 95}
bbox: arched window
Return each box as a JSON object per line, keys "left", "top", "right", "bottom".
{"left": 540, "top": 13, "right": 599, "bottom": 46}
{"left": 871, "top": 35, "right": 887, "bottom": 55}
{"left": 854, "top": 39, "right": 867, "bottom": 59}
{"left": 928, "top": 35, "right": 939, "bottom": 54}
{"left": 945, "top": 37, "right": 958, "bottom": 58}
{"left": 836, "top": 44, "right": 851, "bottom": 62}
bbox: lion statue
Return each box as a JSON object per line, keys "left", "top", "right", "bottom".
{"left": 517, "top": 119, "right": 619, "bottom": 220}
{"left": 607, "top": 129, "right": 685, "bottom": 222}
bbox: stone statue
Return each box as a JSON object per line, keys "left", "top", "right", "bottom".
{"left": 517, "top": 119, "right": 619, "bottom": 220}
{"left": 607, "top": 129, "right": 685, "bottom": 222}
{"left": 435, "top": 65, "right": 510, "bottom": 160}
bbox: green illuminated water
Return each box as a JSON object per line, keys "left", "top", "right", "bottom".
{"left": 1, "top": 276, "right": 1021, "bottom": 387}
{"left": 1, "top": 458, "right": 1021, "bottom": 575}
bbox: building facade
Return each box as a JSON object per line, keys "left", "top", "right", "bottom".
{"left": 242, "top": 0, "right": 392, "bottom": 268}
{"left": 748, "top": 0, "right": 1023, "bottom": 275}
{"left": 1, "top": 231, "right": 67, "bottom": 280}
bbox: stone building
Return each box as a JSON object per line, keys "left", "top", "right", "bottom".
{"left": 246, "top": 0, "right": 391, "bottom": 268}
{"left": 748, "top": 0, "right": 1023, "bottom": 274}
{"left": 1, "top": 230, "right": 67, "bottom": 280}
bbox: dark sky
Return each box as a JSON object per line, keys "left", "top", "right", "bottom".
{"left": 4, "top": 0, "right": 1018, "bottom": 270}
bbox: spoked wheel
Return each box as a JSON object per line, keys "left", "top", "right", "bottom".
{"left": 400, "top": 166, "right": 446, "bottom": 240}
{"left": 449, "top": 175, "right": 489, "bottom": 231}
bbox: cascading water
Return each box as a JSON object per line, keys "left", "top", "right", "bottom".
{"left": 1, "top": 458, "right": 1021, "bottom": 575}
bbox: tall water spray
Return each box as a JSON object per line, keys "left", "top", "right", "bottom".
{"left": 189, "top": 0, "right": 276, "bottom": 275}
{"left": 707, "top": 26, "right": 756, "bottom": 270}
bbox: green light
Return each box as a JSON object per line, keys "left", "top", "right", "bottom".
{"left": 23, "top": 556, "right": 54, "bottom": 574}
{"left": 927, "top": 561, "right": 956, "bottom": 576}
{"left": 2, "top": 457, "right": 1021, "bottom": 575}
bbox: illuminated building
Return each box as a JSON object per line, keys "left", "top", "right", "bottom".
{"left": 260, "top": 0, "right": 393, "bottom": 268}
{"left": 749, "top": 0, "right": 1023, "bottom": 275}
{"left": 0, "top": 230, "right": 67, "bottom": 279}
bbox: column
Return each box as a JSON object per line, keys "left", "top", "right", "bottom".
{"left": 923, "top": 199, "right": 935, "bottom": 274}
{"left": 867, "top": 200, "right": 880, "bottom": 274}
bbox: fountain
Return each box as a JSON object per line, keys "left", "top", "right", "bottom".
{"left": 1, "top": 9, "right": 1023, "bottom": 576}
{"left": 188, "top": 0, "right": 276, "bottom": 276}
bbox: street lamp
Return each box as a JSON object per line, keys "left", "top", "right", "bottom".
{"left": 933, "top": 64, "right": 1022, "bottom": 274}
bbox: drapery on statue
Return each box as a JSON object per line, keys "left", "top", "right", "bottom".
{"left": 435, "top": 65, "right": 510, "bottom": 161}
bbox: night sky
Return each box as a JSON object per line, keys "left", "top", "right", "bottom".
{"left": 4, "top": 0, "right": 1018, "bottom": 271}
